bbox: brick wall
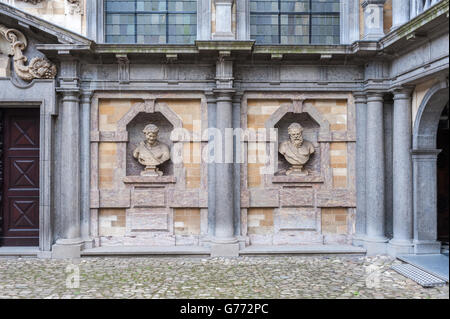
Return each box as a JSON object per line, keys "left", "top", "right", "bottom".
{"left": 99, "top": 209, "right": 126, "bottom": 237}
{"left": 174, "top": 209, "right": 201, "bottom": 235}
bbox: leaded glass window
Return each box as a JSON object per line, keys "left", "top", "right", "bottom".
{"left": 250, "top": 0, "right": 340, "bottom": 45}
{"left": 105, "top": 0, "right": 197, "bottom": 44}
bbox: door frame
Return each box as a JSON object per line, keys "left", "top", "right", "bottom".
{"left": 0, "top": 79, "right": 56, "bottom": 252}
{"left": 1, "top": 108, "right": 41, "bottom": 246}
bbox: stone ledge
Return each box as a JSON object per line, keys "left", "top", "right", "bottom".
{"left": 81, "top": 246, "right": 210, "bottom": 256}
{"left": 123, "top": 176, "right": 177, "bottom": 184}
{"left": 271, "top": 175, "right": 324, "bottom": 184}
{"left": 0, "top": 247, "right": 40, "bottom": 257}
{"left": 239, "top": 245, "right": 366, "bottom": 255}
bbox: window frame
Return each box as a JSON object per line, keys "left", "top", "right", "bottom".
{"left": 249, "top": 0, "right": 342, "bottom": 45}
{"left": 102, "top": 0, "right": 198, "bottom": 44}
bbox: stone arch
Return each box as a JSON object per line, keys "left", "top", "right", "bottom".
{"left": 411, "top": 79, "right": 449, "bottom": 254}
{"left": 413, "top": 80, "right": 449, "bottom": 149}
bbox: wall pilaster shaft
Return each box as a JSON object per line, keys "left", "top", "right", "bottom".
{"left": 365, "top": 92, "right": 387, "bottom": 244}
{"left": 80, "top": 91, "right": 93, "bottom": 244}
{"left": 58, "top": 90, "right": 81, "bottom": 243}
{"left": 390, "top": 87, "right": 414, "bottom": 252}
{"left": 214, "top": 91, "right": 236, "bottom": 242}
{"left": 354, "top": 93, "right": 367, "bottom": 242}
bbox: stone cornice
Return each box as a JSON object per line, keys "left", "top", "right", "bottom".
{"left": 379, "top": 0, "right": 449, "bottom": 51}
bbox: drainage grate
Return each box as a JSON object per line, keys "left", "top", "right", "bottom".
{"left": 392, "top": 264, "right": 447, "bottom": 288}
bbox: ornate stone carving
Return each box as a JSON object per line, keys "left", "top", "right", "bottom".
{"left": 0, "top": 24, "right": 57, "bottom": 81}
{"left": 279, "top": 123, "right": 315, "bottom": 176}
{"left": 133, "top": 124, "right": 171, "bottom": 176}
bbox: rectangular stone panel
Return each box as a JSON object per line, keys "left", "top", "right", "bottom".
{"left": 168, "top": 189, "right": 199, "bottom": 208}
{"left": 249, "top": 189, "right": 279, "bottom": 207}
{"left": 99, "top": 189, "right": 131, "bottom": 208}
{"left": 132, "top": 188, "right": 166, "bottom": 208}
{"left": 316, "top": 189, "right": 356, "bottom": 207}
{"left": 275, "top": 209, "right": 317, "bottom": 231}
{"left": 280, "top": 188, "right": 314, "bottom": 207}
{"left": 127, "top": 208, "right": 169, "bottom": 232}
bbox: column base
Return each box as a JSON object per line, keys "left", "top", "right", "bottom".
{"left": 52, "top": 238, "right": 82, "bottom": 259}
{"left": 362, "top": 236, "right": 388, "bottom": 255}
{"left": 387, "top": 239, "right": 414, "bottom": 256}
{"left": 414, "top": 240, "right": 441, "bottom": 254}
{"left": 211, "top": 243, "right": 239, "bottom": 257}
{"left": 82, "top": 238, "right": 95, "bottom": 250}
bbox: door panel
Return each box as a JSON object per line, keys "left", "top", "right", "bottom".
{"left": 1, "top": 109, "right": 40, "bottom": 246}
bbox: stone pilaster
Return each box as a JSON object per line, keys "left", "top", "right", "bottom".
{"left": 80, "top": 91, "right": 93, "bottom": 249}
{"left": 412, "top": 149, "right": 442, "bottom": 254}
{"left": 388, "top": 87, "right": 414, "bottom": 255}
{"left": 392, "top": 0, "right": 411, "bottom": 30}
{"left": 353, "top": 93, "right": 367, "bottom": 246}
{"left": 211, "top": 53, "right": 238, "bottom": 257}
{"left": 364, "top": 91, "right": 388, "bottom": 254}
{"left": 213, "top": 0, "right": 235, "bottom": 40}
{"left": 362, "top": 0, "right": 386, "bottom": 41}
{"left": 206, "top": 90, "right": 217, "bottom": 237}
{"left": 52, "top": 57, "right": 82, "bottom": 259}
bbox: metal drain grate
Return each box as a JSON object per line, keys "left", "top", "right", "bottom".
{"left": 392, "top": 264, "right": 447, "bottom": 288}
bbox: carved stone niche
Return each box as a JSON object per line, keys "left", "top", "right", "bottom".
{"left": 126, "top": 112, "right": 174, "bottom": 177}
{"left": 275, "top": 112, "right": 321, "bottom": 174}
{"left": 117, "top": 100, "right": 183, "bottom": 184}
{"left": 266, "top": 100, "right": 330, "bottom": 183}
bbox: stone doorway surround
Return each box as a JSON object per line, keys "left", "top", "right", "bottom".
{"left": 0, "top": 79, "right": 56, "bottom": 256}
{"left": 412, "top": 79, "right": 449, "bottom": 254}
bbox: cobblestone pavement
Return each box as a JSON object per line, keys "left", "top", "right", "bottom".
{"left": 0, "top": 255, "right": 448, "bottom": 299}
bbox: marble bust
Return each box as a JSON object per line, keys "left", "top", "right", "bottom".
{"left": 133, "top": 124, "right": 170, "bottom": 176}
{"left": 279, "top": 123, "right": 315, "bottom": 176}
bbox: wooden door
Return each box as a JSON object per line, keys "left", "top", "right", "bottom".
{"left": 1, "top": 109, "right": 40, "bottom": 246}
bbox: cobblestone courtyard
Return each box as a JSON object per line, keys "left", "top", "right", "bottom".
{"left": 0, "top": 255, "right": 448, "bottom": 299}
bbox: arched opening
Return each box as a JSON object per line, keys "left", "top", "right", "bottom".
{"left": 412, "top": 80, "right": 449, "bottom": 254}
{"left": 437, "top": 103, "right": 449, "bottom": 247}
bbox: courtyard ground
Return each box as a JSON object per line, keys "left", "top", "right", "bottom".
{"left": 0, "top": 255, "right": 448, "bottom": 299}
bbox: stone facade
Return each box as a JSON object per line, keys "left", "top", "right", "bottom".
{"left": 0, "top": 0, "right": 448, "bottom": 258}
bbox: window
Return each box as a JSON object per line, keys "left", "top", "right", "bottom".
{"left": 105, "top": 0, "right": 197, "bottom": 44}
{"left": 250, "top": 0, "right": 340, "bottom": 45}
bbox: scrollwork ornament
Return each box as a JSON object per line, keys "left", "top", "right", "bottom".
{"left": 0, "top": 24, "right": 57, "bottom": 81}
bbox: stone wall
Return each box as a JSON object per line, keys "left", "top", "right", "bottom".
{"left": 90, "top": 94, "right": 208, "bottom": 247}
{"left": 241, "top": 93, "right": 356, "bottom": 246}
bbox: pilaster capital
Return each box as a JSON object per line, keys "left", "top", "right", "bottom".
{"left": 353, "top": 92, "right": 367, "bottom": 103}
{"left": 365, "top": 91, "right": 385, "bottom": 102}
{"left": 213, "top": 89, "right": 235, "bottom": 102}
{"left": 391, "top": 85, "right": 415, "bottom": 100}
{"left": 80, "top": 91, "right": 94, "bottom": 103}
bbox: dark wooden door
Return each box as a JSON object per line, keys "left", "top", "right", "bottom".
{"left": 1, "top": 109, "right": 40, "bottom": 246}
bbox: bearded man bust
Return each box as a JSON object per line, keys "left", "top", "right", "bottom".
{"left": 133, "top": 124, "right": 170, "bottom": 176}
{"left": 279, "top": 122, "right": 315, "bottom": 176}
